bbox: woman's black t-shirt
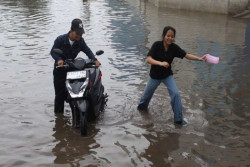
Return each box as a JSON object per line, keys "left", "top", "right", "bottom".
{"left": 147, "top": 41, "right": 186, "bottom": 79}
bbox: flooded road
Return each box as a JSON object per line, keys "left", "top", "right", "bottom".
{"left": 0, "top": 0, "right": 250, "bottom": 166}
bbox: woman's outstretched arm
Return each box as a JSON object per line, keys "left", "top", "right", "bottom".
{"left": 185, "top": 54, "right": 205, "bottom": 61}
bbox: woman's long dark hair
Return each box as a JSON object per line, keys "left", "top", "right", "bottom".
{"left": 162, "top": 26, "right": 176, "bottom": 39}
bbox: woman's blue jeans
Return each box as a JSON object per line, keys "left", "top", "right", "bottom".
{"left": 138, "top": 75, "right": 183, "bottom": 122}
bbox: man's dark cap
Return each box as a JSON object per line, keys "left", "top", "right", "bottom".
{"left": 71, "top": 18, "right": 85, "bottom": 35}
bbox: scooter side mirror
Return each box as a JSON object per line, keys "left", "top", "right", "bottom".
{"left": 53, "top": 48, "right": 64, "bottom": 55}
{"left": 96, "top": 50, "right": 104, "bottom": 56}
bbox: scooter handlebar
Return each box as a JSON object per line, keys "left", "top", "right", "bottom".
{"left": 56, "top": 63, "right": 100, "bottom": 69}
{"left": 56, "top": 65, "right": 69, "bottom": 68}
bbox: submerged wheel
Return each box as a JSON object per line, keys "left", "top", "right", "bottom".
{"left": 80, "top": 112, "right": 88, "bottom": 136}
{"left": 71, "top": 104, "right": 80, "bottom": 128}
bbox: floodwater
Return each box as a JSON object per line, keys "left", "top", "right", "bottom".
{"left": 0, "top": 0, "right": 250, "bottom": 166}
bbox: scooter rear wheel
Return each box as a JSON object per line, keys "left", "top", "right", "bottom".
{"left": 80, "top": 112, "right": 88, "bottom": 136}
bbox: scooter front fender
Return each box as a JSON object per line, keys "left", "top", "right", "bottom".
{"left": 76, "top": 99, "right": 89, "bottom": 113}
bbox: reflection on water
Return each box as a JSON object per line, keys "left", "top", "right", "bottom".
{"left": 52, "top": 115, "right": 99, "bottom": 166}
{"left": 0, "top": 0, "right": 250, "bottom": 166}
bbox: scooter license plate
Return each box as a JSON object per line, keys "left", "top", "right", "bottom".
{"left": 67, "top": 71, "right": 86, "bottom": 79}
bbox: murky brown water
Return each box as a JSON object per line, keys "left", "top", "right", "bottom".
{"left": 0, "top": 0, "right": 250, "bottom": 166}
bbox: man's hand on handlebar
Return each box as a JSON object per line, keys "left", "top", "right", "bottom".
{"left": 57, "top": 60, "right": 64, "bottom": 67}
{"left": 95, "top": 60, "right": 101, "bottom": 67}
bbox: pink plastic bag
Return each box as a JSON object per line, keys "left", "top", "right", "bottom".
{"left": 203, "top": 54, "right": 219, "bottom": 64}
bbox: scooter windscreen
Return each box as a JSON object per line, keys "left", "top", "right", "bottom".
{"left": 71, "top": 58, "right": 86, "bottom": 70}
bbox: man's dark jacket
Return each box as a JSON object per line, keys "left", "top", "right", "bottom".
{"left": 50, "top": 32, "right": 97, "bottom": 67}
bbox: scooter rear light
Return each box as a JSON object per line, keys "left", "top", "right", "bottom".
{"left": 89, "top": 80, "right": 93, "bottom": 88}
{"left": 98, "top": 70, "right": 102, "bottom": 80}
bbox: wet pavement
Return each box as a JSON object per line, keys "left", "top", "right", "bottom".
{"left": 0, "top": 0, "right": 250, "bottom": 166}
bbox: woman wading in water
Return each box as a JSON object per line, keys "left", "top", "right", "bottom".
{"left": 138, "top": 26, "right": 205, "bottom": 125}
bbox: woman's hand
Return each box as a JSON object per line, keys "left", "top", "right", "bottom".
{"left": 159, "top": 61, "right": 170, "bottom": 68}
{"left": 199, "top": 56, "right": 206, "bottom": 61}
{"left": 147, "top": 56, "right": 169, "bottom": 68}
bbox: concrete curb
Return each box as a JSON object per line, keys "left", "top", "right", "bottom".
{"left": 232, "top": 10, "right": 250, "bottom": 18}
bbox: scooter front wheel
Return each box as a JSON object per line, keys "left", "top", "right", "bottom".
{"left": 80, "top": 112, "right": 88, "bottom": 136}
